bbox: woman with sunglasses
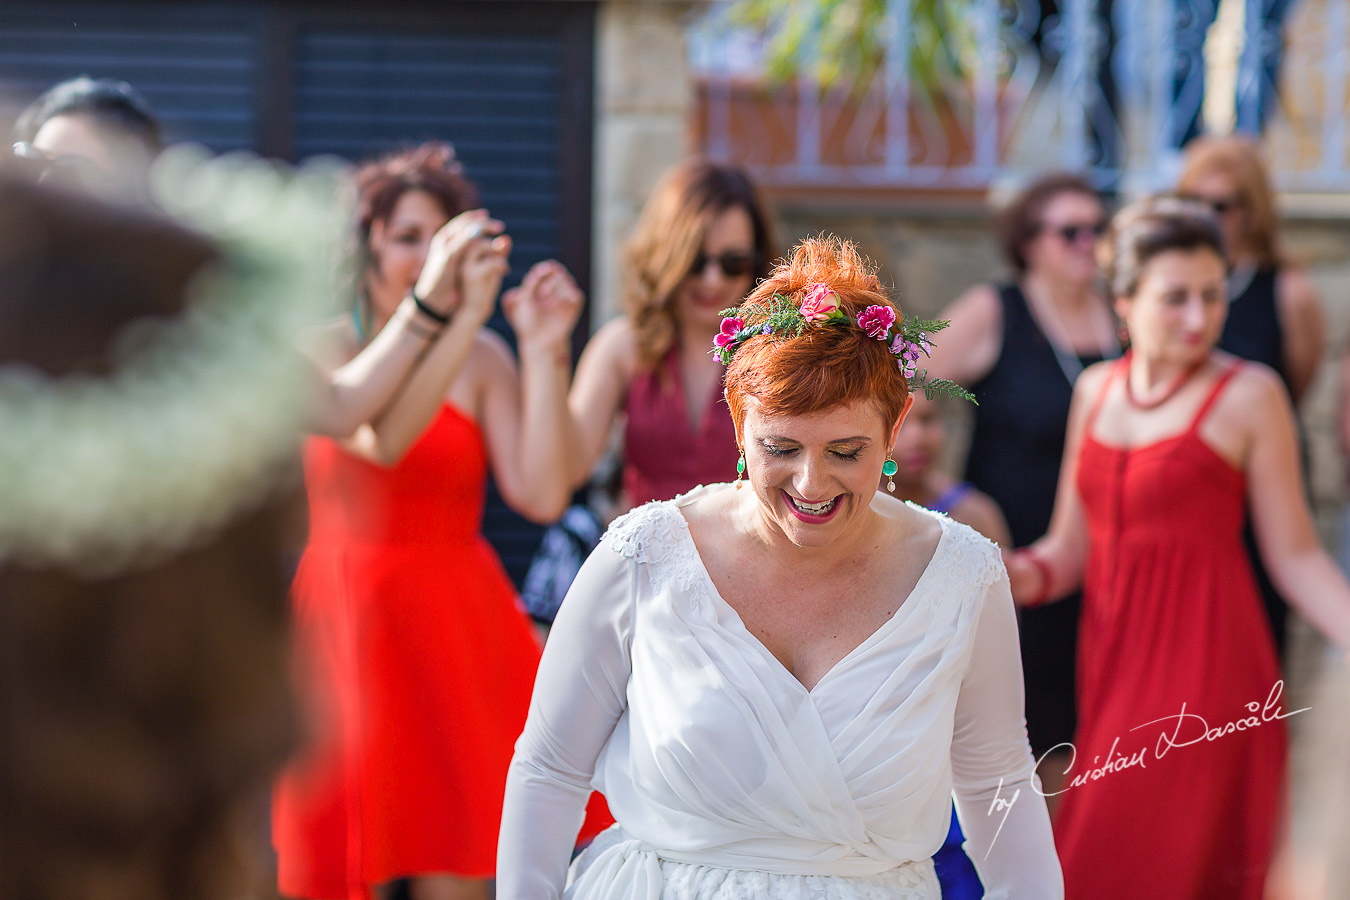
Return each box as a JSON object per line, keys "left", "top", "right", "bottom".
{"left": 1178, "top": 135, "right": 1324, "bottom": 406}
{"left": 568, "top": 159, "right": 774, "bottom": 511}
{"left": 929, "top": 172, "right": 1121, "bottom": 808}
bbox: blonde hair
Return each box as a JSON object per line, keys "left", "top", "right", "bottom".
{"left": 623, "top": 159, "right": 774, "bottom": 371}
{"left": 1178, "top": 135, "right": 1281, "bottom": 266}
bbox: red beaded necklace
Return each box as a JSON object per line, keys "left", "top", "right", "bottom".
{"left": 1122, "top": 351, "right": 1208, "bottom": 410}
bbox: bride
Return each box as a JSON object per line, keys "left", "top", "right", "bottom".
{"left": 497, "top": 237, "right": 1062, "bottom": 898}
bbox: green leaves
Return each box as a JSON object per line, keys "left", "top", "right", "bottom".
{"left": 728, "top": 0, "right": 974, "bottom": 96}
{"left": 912, "top": 373, "right": 978, "bottom": 403}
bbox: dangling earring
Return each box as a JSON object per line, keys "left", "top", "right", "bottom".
{"left": 882, "top": 456, "right": 898, "bottom": 493}
{"left": 735, "top": 450, "right": 746, "bottom": 489}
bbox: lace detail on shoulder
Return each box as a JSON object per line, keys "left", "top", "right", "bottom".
{"left": 907, "top": 504, "right": 1008, "bottom": 606}
{"left": 601, "top": 501, "right": 677, "bottom": 560}
{"left": 600, "top": 500, "right": 706, "bottom": 594}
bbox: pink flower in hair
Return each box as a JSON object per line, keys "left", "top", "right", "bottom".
{"left": 798, "top": 283, "right": 840, "bottom": 322}
{"left": 857, "top": 305, "right": 896, "bottom": 339}
{"left": 714, "top": 316, "right": 746, "bottom": 349}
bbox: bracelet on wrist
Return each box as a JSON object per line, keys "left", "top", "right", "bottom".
{"left": 408, "top": 288, "right": 451, "bottom": 325}
{"left": 396, "top": 307, "right": 440, "bottom": 341}
{"left": 1015, "top": 548, "right": 1054, "bottom": 608}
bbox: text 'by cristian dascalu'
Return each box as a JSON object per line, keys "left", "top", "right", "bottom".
{"left": 980, "top": 679, "right": 1307, "bottom": 856}
{"left": 1039, "top": 679, "right": 1307, "bottom": 795}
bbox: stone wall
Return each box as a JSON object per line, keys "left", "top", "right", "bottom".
{"left": 591, "top": 0, "right": 701, "bottom": 323}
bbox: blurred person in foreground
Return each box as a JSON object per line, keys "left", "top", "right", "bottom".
{"left": 0, "top": 151, "right": 337, "bottom": 899}
{"left": 929, "top": 172, "right": 1121, "bottom": 808}
{"left": 568, "top": 159, "right": 774, "bottom": 512}
{"left": 498, "top": 236, "right": 1062, "bottom": 898}
{"left": 271, "top": 142, "right": 606, "bottom": 900}
{"left": 1006, "top": 197, "right": 1350, "bottom": 898}
{"left": 11, "top": 76, "right": 162, "bottom": 203}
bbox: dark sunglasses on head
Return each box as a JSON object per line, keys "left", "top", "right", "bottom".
{"left": 689, "top": 250, "right": 758, "bottom": 279}
{"left": 1044, "top": 221, "right": 1107, "bottom": 244}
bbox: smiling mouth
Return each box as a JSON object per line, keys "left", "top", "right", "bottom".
{"left": 786, "top": 494, "right": 838, "bottom": 516}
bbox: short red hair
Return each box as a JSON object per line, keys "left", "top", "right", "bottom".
{"left": 724, "top": 236, "right": 910, "bottom": 438}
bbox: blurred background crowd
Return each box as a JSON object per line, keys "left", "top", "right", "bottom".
{"left": 2, "top": 0, "right": 1350, "bottom": 898}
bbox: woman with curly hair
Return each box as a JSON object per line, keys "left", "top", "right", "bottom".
{"left": 272, "top": 143, "right": 589, "bottom": 900}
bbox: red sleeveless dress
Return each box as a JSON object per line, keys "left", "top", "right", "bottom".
{"left": 1053, "top": 359, "right": 1288, "bottom": 899}
{"left": 272, "top": 406, "right": 606, "bottom": 898}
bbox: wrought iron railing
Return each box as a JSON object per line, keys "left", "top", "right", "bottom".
{"left": 688, "top": 0, "right": 1350, "bottom": 193}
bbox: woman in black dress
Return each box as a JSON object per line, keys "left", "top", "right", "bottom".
{"left": 929, "top": 172, "right": 1121, "bottom": 808}
{"left": 1179, "top": 134, "right": 1325, "bottom": 658}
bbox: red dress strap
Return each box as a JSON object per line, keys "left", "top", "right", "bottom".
{"left": 1187, "top": 358, "right": 1245, "bottom": 434}
{"left": 1083, "top": 355, "right": 1127, "bottom": 435}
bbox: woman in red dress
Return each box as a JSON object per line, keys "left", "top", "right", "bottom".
{"left": 272, "top": 144, "right": 593, "bottom": 900}
{"left": 1006, "top": 197, "right": 1350, "bottom": 898}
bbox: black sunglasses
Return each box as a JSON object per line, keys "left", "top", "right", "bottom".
{"left": 1043, "top": 221, "right": 1107, "bottom": 244}
{"left": 689, "top": 250, "right": 758, "bottom": 279}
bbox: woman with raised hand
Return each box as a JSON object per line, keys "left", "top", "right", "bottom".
{"left": 272, "top": 143, "right": 588, "bottom": 900}
{"left": 929, "top": 172, "right": 1121, "bottom": 806}
{"left": 500, "top": 236, "right": 1062, "bottom": 899}
{"left": 569, "top": 158, "right": 774, "bottom": 510}
{"left": 1006, "top": 198, "right": 1350, "bottom": 898}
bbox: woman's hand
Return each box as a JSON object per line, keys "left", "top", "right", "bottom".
{"left": 457, "top": 232, "right": 513, "bottom": 328}
{"left": 504, "top": 260, "right": 584, "bottom": 352}
{"left": 413, "top": 209, "right": 505, "bottom": 317}
{"left": 1002, "top": 548, "right": 1048, "bottom": 607}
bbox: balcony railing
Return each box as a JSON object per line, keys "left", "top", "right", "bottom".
{"left": 688, "top": 0, "right": 1350, "bottom": 193}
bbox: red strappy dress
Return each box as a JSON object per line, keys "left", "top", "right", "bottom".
{"left": 272, "top": 405, "right": 607, "bottom": 899}
{"left": 1053, "top": 357, "right": 1287, "bottom": 899}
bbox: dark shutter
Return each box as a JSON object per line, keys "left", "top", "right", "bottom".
{"left": 0, "top": 4, "right": 257, "bottom": 150}
{"left": 0, "top": 1, "right": 596, "bottom": 588}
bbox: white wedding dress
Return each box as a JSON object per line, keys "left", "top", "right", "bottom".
{"left": 498, "top": 484, "right": 1062, "bottom": 899}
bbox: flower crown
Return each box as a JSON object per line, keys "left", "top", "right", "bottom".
{"left": 712, "top": 283, "right": 975, "bottom": 402}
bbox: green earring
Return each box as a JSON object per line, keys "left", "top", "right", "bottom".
{"left": 736, "top": 451, "right": 746, "bottom": 488}
{"left": 882, "top": 457, "right": 898, "bottom": 493}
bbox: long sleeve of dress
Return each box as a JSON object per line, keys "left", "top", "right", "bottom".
{"left": 497, "top": 538, "right": 634, "bottom": 900}
{"left": 950, "top": 568, "right": 1064, "bottom": 898}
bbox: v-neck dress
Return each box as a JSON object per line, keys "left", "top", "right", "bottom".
{"left": 498, "top": 483, "right": 1063, "bottom": 898}
{"left": 623, "top": 348, "right": 740, "bottom": 506}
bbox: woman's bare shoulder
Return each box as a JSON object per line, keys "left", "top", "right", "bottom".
{"left": 1216, "top": 352, "right": 1289, "bottom": 407}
